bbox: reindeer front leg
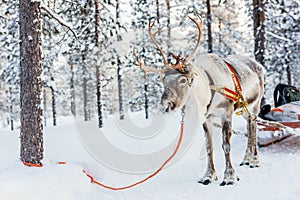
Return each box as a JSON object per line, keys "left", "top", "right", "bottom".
{"left": 220, "top": 117, "right": 240, "bottom": 186}
{"left": 240, "top": 115, "right": 259, "bottom": 167}
{"left": 198, "top": 115, "right": 218, "bottom": 185}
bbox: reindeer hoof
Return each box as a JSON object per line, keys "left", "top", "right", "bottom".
{"left": 198, "top": 174, "right": 218, "bottom": 185}
{"left": 240, "top": 161, "right": 250, "bottom": 166}
{"left": 240, "top": 161, "right": 259, "bottom": 168}
{"left": 220, "top": 181, "right": 234, "bottom": 186}
{"left": 198, "top": 179, "right": 211, "bottom": 185}
{"left": 220, "top": 176, "right": 240, "bottom": 186}
{"left": 250, "top": 164, "right": 259, "bottom": 168}
{"left": 221, "top": 171, "right": 240, "bottom": 186}
{"left": 241, "top": 152, "right": 260, "bottom": 168}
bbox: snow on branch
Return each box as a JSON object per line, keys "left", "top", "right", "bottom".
{"left": 40, "top": 2, "right": 78, "bottom": 39}
{"left": 0, "top": 15, "right": 8, "bottom": 20}
{"left": 265, "top": 31, "right": 291, "bottom": 43}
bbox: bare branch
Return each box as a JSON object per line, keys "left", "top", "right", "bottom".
{"left": 0, "top": 15, "right": 8, "bottom": 20}
{"left": 265, "top": 31, "right": 291, "bottom": 42}
{"left": 40, "top": 2, "right": 78, "bottom": 40}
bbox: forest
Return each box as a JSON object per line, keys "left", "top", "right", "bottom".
{"left": 0, "top": 0, "right": 299, "bottom": 164}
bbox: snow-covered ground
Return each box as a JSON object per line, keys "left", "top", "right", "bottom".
{"left": 0, "top": 114, "right": 300, "bottom": 200}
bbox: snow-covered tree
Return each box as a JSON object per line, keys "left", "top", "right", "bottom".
{"left": 265, "top": 0, "right": 299, "bottom": 83}
{"left": 0, "top": 0, "right": 20, "bottom": 129}
{"left": 263, "top": 0, "right": 299, "bottom": 101}
{"left": 130, "top": 0, "right": 165, "bottom": 118}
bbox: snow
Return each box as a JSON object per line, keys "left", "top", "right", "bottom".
{"left": 1, "top": 114, "right": 300, "bottom": 200}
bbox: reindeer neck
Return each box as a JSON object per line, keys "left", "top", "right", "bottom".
{"left": 188, "top": 65, "right": 212, "bottom": 113}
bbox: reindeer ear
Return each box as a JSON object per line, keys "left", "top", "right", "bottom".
{"left": 184, "top": 64, "right": 194, "bottom": 86}
{"left": 187, "top": 73, "right": 194, "bottom": 86}
{"left": 183, "top": 63, "right": 192, "bottom": 74}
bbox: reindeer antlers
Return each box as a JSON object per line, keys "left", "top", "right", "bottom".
{"left": 148, "top": 19, "right": 169, "bottom": 69}
{"left": 133, "top": 15, "right": 203, "bottom": 75}
{"left": 169, "top": 15, "right": 203, "bottom": 73}
{"left": 182, "top": 15, "right": 203, "bottom": 67}
{"left": 133, "top": 48, "right": 164, "bottom": 76}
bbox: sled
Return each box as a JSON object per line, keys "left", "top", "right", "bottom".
{"left": 257, "top": 101, "right": 300, "bottom": 148}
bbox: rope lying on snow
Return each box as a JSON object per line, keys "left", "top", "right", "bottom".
{"left": 22, "top": 109, "right": 186, "bottom": 190}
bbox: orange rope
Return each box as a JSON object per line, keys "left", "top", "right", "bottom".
{"left": 22, "top": 121, "right": 185, "bottom": 191}
{"left": 83, "top": 121, "right": 184, "bottom": 190}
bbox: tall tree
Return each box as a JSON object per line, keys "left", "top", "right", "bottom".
{"left": 7, "top": 87, "right": 14, "bottom": 130}
{"left": 80, "top": 0, "right": 93, "bottom": 121}
{"left": 70, "top": 62, "right": 76, "bottom": 117}
{"left": 116, "top": 0, "right": 124, "bottom": 120}
{"left": 253, "top": 0, "right": 265, "bottom": 66}
{"left": 165, "top": 0, "right": 171, "bottom": 59}
{"left": 94, "top": 0, "right": 103, "bottom": 127}
{"left": 130, "top": 0, "right": 166, "bottom": 118}
{"left": 19, "top": 0, "right": 43, "bottom": 165}
{"left": 253, "top": 0, "right": 266, "bottom": 104}
{"left": 265, "top": 0, "right": 299, "bottom": 86}
{"left": 0, "top": 0, "right": 20, "bottom": 130}
{"left": 131, "top": 0, "right": 151, "bottom": 119}
{"left": 206, "top": 0, "right": 213, "bottom": 53}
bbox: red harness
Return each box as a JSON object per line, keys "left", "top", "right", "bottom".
{"left": 210, "top": 61, "right": 255, "bottom": 119}
{"left": 221, "top": 61, "right": 242, "bottom": 102}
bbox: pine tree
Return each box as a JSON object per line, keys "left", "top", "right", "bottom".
{"left": 19, "top": 0, "right": 43, "bottom": 165}
{"left": 206, "top": 0, "right": 213, "bottom": 53}
{"left": 253, "top": 0, "right": 265, "bottom": 66}
{"left": 94, "top": 0, "right": 103, "bottom": 127}
{"left": 265, "top": 0, "right": 299, "bottom": 86}
{"left": 116, "top": 0, "right": 124, "bottom": 120}
{"left": 0, "top": 0, "right": 20, "bottom": 130}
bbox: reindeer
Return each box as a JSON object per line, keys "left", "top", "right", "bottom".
{"left": 133, "top": 15, "right": 264, "bottom": 186}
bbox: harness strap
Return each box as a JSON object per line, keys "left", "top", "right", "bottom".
{"left": 225, "top": 62, "right": 242, "bottom": 93}
{"left": 209, "top": 61, "right": 256, "bottom": 121}
{"left": 209, "top": 85, "right": 239, "bottom": 102}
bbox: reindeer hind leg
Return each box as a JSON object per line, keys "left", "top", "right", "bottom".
{"left": 240, "top": 96, "right": 261, "bottom": 167}
{"left": 240, "top": 115, "right": 259, "bottom": 168}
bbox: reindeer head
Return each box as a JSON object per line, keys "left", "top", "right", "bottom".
{"left": 134, "top": 15, "right": 203, "bottom": 113}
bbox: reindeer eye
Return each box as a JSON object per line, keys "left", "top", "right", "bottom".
{"left": 179, "top": 77, "right": 187, "bottom": 84}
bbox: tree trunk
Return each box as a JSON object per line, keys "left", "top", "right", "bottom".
{"left": 82, "top": 56, "right": 90, "bottom": 121}
{"left": 70, "top": 63, "right": 76, "bottom": 117}
{"left": 253, "top": 0, "right": 266, "bottom": 106}
{"left": 9, "top": 87, "right": 14, "bottom": 131}
{"left": 166, "top": 0, "right": 171, "bottom": 61}
{"left": 50, "top": 77, "right": 56, "bottom": 126}
{"left": 144, "top": 83, "right": 149, "bottom": 119}
{"left": 286, "top": 65, "right": 291, "bottom": 85}
{"left": 142, "top": 47, "right": 149, "bottom": 119}
{"left": 43, "top": 87, "right": 47, "bottom": 127}
{"left": 206, "top": 0, "right": 213, "bottom": 53}
{"left": 218, "top": 18, "right": 222, "bottom": 52}
{"left": 116, "top": 0, "right": 124, "bottom": 120}
{"left": 156, "top": 0, "right": 160, "bottom": 24}
{"left": 253, "top": 0, "right": 265, "bottom": 66}
{"left": 94, "top": 0, "right": 103, "bottom": 127}
{"left": 117, "top": 57, "right": 124, "bottom": 120}
{"left": 81, "top": 5, "right": 91, "bottom": 122}
{"left": 19, "top": 0, "right": 43, "bottom": 165}
{"left": 280, "top": 0, "right": 292, "bottom": 85}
